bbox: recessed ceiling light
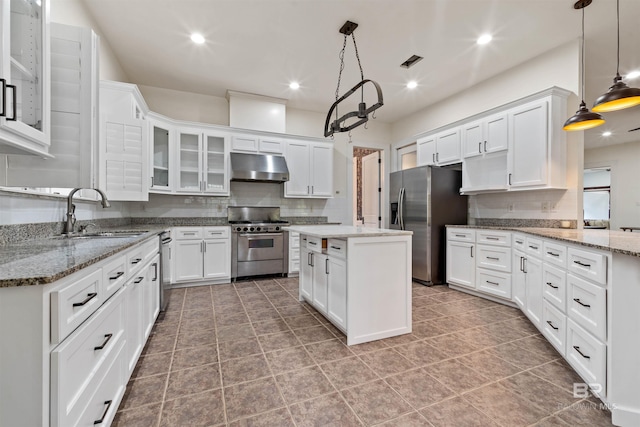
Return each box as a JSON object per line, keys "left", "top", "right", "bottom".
{"left": 190, "top": 33, "right": 205, "bottom": 44}
{"left": 477, "top": 34, "right": 492, "bottom": 45}
{"left": 407, "top": 81, "right": 418, "bottom": 89}
{"left": 626, "top": 70, "right": 640, "bottom": 80}
{"left": 289, "top": 82, "right": 300, "bottom": 90}
{"left": 602, "top": 131, "right": 612, "bottom": 137}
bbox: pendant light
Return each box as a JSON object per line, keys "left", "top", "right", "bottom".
{"left": 592, "top": 0, "right": 640, "bottom": 112}
{"left": 564, "top": 0, "right": 605, "bottom": 132}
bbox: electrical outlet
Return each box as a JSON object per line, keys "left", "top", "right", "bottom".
{"left": 541, "top": 201, "right": 549, "bottom": 213}
{"left": 507, "top": 203, "right": 515, "bottom": 213}
{"left": 550, "top": 202, "right": 558, "bottom": 213}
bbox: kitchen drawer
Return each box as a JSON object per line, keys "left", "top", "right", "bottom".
{"left": 512, "top": 233, "right": 526, "bottom": 250}
{"left": 204, "top": 227, "right": 229, "bottom": 239}
{"left": 126, "top": 245, "right": 146, "bottom": 276}
{"left": 141, "top": 238, "right": 159, "bottom": 263}
{"left": 476, "top": 245, "right": 511, "bottom": 272}
{"left": 476, "top": 269, "right": 511, "bottom": 299}
{"left": 448, "top": 228, "right": 475, "bottom": 243}
{"left": 102, "top": 254, "right": 127, "bottom": 302}
{"left": 306, "top": 236, "right": 323, "bottom": 253}
{"left": 289, "top": 231, "right": 300, "bottom": 248}
{"left": 525, "top": 237, "right": 543, "bottom": 258}
{"left": 327, "top": 239, "right": 347, "bottom": 259}
{"left": 174, "top": 227, "right": 204, "bottom": 240}
{"left": 543, "top": 241, "right": 567, "bottom": 268}
{"left": 51, "top": 268, "right": 102, "bottom": 344}
{"left": 567, "top": 247, "right": 607, "bottom": 285}
{"left": 566, "top": 318, "right": 606, "bottom": 396}
{"left": 50, "top": 288, "right": 125, "bottom": 427}
{"left": 542, "top": 300, "right": 566, "bottom": 356}
{"left": 476, "top": 230, "right": 510, "bottom": 246}
{"left": 567, "top": 274, "right": 607, "bottom": 342}
{"left": 542, "top": 263, "right": 566, "bottom": 312}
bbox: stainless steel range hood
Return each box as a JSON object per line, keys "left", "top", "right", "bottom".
{"left": 230, "top": 152, "right": 290, "bottom": 183}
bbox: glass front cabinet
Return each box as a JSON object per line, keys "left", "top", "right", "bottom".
{"left": 176, "top": 127, "right": 229, "bottom": 195}
{"left": 0, "top": 0, "right": 51, "bottom": 156}
{"left": 149, "top": 118, "right": 172, "bottom": 192}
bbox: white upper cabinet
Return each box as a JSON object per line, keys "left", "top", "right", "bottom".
{"left": 0, "top": 0, "right": 51, "bottom": 156}
{"left": 203, "top": 131, "right": 229, "bottom": 194}
{"left": 507, "top": 91, "right": 567, "bottom": 190}
{"left": 176, "top": 126, "right": 229, "bottom": 195}
{"left": 231, "top": 133, "right": 284, "bottom": 154}
{"left": 149, "top": 115, "right": 172, "bottom": 193}
{"left": 284, "top": 140, "right": 333, "bottom": 198}
{"left": 417, "top": 127, "right": 461, "bottom": 167}
{"left": 5, "top": 23, "right": 98, "bottom": 187}
{"left": 462, "top": 113, "right": 508, "bottom": 159}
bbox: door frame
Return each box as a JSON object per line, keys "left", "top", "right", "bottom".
{"left": 346, "top": 144, "right": 386, "bottom": 228}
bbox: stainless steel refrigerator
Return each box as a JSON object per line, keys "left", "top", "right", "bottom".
{"left": 389, "top": 165, "right": 467, "bottom": 285}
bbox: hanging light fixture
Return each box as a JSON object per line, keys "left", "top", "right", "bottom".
{"left": 592, "top": 0, "right": 640, "bottom": 112}
{"left": 324, "top": 21, "right": 383, "bottom": 138}
{"left": 564, "top": 0, "right": 605, "bottom": 132}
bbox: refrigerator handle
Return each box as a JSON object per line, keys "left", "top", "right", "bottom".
{"left": 393, "top": 188, "right": 402, "bottom": 225}
{"left": 399, "top": 187, "right": 405, "bottom": 230}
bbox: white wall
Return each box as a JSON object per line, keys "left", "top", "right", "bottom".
{"left": 585, "top": 140, "right": 640, "bottom": 230}
{"left": 50, "top": 0, "right": 128, "bottom": 82}
{"left": 138, "top": 85, "right": 229, "bottom": 126}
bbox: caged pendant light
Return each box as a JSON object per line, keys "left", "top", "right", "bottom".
{"left": 592, "top": 0, "right": 640, "bottom": 113}
{"left": 563, "top": 0, "right": 605, "bottom": 132}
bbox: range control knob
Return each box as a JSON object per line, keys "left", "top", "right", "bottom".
{"left": 256, "top": 227, "right": 261, "bottom": 232}
{"left": 275, "top": 226, "right": 280, "bottom": 231}
{"left": 243, "top": 227, "right": 248, "bottom": 231}
{"left": 236, "top": 227, "right": 242, "bottom": 232}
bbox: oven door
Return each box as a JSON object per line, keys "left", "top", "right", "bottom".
{"left": 237, "top": 233, "right": 284, "bottom": 261}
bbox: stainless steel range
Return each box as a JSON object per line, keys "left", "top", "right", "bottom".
{"left": 229, "top": 206, "right": 290, "bottom": 280}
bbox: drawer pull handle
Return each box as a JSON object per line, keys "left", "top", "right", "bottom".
{"left": 486, "top": 256, "right": 500, "bottom": 261}
{"left": 330, "top": 245, "right": 341, "bottom": 250}
{"left": 546, "top": 282, "right": 559, "bottom": 289}
{"left": 134, "top": 276, "right": 144, "bottom": 284}
{"left": 573, "top": 346, "right": 591, "bottom": 359}
{"left": 573, "top": 298, "right": 591, "bottom": 308}
{"left": 109, "top": 271, "right": 124, "bottom": 280}
{"left": 529, "top": 245, "right": 538, "bottom": 250}
{"left": 131, "top": 258, "right": 142, "bottom": 264}
{"left": 546, "top": 251, "right": 560, "bottom": 257}
{"left": 73, "top": 292, "right": 97, "bottom": 307}
{"left": 93, "top": 400, "right": 113, "bottom": 425}
{"left": 573, "top": 260, "right": 591, "bottom": 268}
{"left": 94, "top": 333, "right": 113, "bottom": 351}
{"left": 455, "top": 234, "right": 466, "bottom": 238}
{"left": 546, "top": 320, "right": 559, "bottom": 330}
{"left": 183, "top": 232, "right": 196, "bottom": 236}
{"left": 486, "top": 236, "right": 499, "bottom": 240}
{"left": 486, "top": 280, "right": 499, "bottom": 286}
{"left": 208, "top": 232, "right": 223, "bottom": 235}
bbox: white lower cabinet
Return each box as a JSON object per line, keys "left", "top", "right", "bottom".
{"left": 173, "top": 226, "right": 230, "bottom": 284}
{"left": 327, "top": 256, "right": 347, "bottom": 330}
{"left": 299, "top": 239, "right": 313, "bottom": 300}
{"left": 446, "top": 229, "right": 476, "bottom": 289}
{"left": 311, "top": 252, "right": 329, "bottom": 314}
{"left": 567, "top": 318, "right": 606, "bottom": 393}
{"left": 524, "top": 255, "right": 543, "bottom": 328}
{"left": 288, "top": 231, "right": 300, "bottom": 276}
{"left": 512, "top": 248, "right": 526, "bottom": 309}
{"left": 541, "top": 300, "right": 566, "bottom": 356}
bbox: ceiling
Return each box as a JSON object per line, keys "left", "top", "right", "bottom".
{"left": 80, "top": 0, "right": 640, "bottom": 148}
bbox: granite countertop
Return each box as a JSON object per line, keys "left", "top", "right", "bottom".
{"left": 0, "top": 227, "right": 167, "bottom": 288}
{"left": 285, "top": 225, "right": 413, "bottom": 238}
{"left": 448, "top": 225, "right": 640, "bottom": 257}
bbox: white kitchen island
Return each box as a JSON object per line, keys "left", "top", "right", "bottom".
{"left": 286, "top": 225, "right": 413, "bottom": 345}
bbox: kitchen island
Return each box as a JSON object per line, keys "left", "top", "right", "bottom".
{"left": 286, "top": 225, "right": 413, "bottom": 345}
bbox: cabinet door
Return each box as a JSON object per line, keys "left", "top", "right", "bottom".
{"left": 512, "top": 249, "right": 526, "bottom": 309}
{"left": 203, "top": 239, "right": 230, "bottom": 279}
{"left": 312, "top": 253, "right": 329, "bottom": 314}
{"left": 310, "top": 143, "right": 333, "bottom": 197}
{"left": 299, "top": 246, "right": 313, "bottom": 300}
{"left": 417, "top": 136, "right": 436, "bottom": 166}
{"left": 177, "top": 129, "right": 202, "bottom": 192}
{"left": 284, "top": 141, "right": 310, "bottom": 197}
{"left": 327, "top": 256, "right": 347, "bottom": 330}
{"left": 435, "top": 128, "right": 461, "bottom": 165}
{"left": 508, "top": 100, "right": 548, "bottom": 188}
{"left": 525, "top": 256, "right": 543, "bottom": 328}
{"left": 149, "top": 119, "right": 172, "bottom": 192}
{"left": 485, "top": 113, "right": 508, "bottom": 153}
{"left": 101, "top": 116, "right": 149, "bottom": 201}
{"left": 462, "top": 120, "right": 484, "bottom": 158}
{"left": 0, "top": 0, "right": 50, "bottom": 155}
{"left": 125, "top": 272, "right": 145, "bottom": 375}
{"left": 203, "top": 132, "right": 229, "bottom": 195}
{"left": 144, "top": 255, "right": 160, "bottom": 340}
{"left": 174, "top": 240, "right": 204, "bottom": 282}
{"left": 231, "top": 134, "right": 258, "bottom": 152}
{"left": 446, "top": 241, "right": 475, "bottom": 289}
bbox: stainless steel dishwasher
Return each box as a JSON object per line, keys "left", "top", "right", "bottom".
{"left": 159, "top": 230, "right": 172, "bottom": 311}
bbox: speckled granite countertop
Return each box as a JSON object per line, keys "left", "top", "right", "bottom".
{"left": 448, "top": 225, "right": 640, "bottom": 257}
{"left": 286, "top": 225, "right": 412, "bottom": 238}
{"left": 0, "top": 227, "right": 167, "bottom": 288}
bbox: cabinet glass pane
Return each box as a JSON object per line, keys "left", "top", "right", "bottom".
{"left": 153, "top": 126, "right": 170, "bottom": 187}
{"left": 180, "top": 150, "right": 199, "bottom": 171}
{"left": 9, "top": 0, "right": 43, "bottom": 130}
{"left": 206, "top": 173, "right": 224, "bottom": 190}
{"left": 207, "top": 135, "right": 224, "bottom": 153}
{"left": 180, "top": 133, "right": 199, "bottom": 151}
{"left": 180, "top": 171, "right": 199, "bottom": 190}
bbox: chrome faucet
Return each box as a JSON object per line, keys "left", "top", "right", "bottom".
{"left": 63, "top": 188, "right": 111, "bottom": 234}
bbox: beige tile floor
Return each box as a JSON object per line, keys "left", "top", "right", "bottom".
{"left": 113, "top": 278, "right": 615, "bottom": 426}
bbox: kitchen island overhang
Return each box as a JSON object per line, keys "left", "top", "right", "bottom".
{"left": 286, "top": 225, "right": 413, "bottom": 345}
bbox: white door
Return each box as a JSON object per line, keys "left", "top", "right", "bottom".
{"left": 525, "top": 256, "right": 543, "bottom": 328}
{"left": 362, "top": 151, "right": 380, "bottom": 228}
{"left": 310, "top": 143, "right": 333, "bottom": 197}
{"left": 327, "top": 256, "right": 347, "bottom": 330}
{"left": 446, "top": 241, "right": 475, "bottom": 288}
{"left": 174, "top": 240, "right": 204, "bottom": 282}
{"left": 512, "top": 249, "right": 526, "bottom": 310}
{"left": 417, "top": 136, "right": 436, "bottom": 166}
{"left": 284, "top": 141, "right": 310, "bottom": 197}
{"left": 312, "top": 253, "right": 328, "bottom": 314}
{"left": 203, "top": 239, "right": 230, "bottom": 279}
{"left": 299, "top": 245, "right": 313, "bottom": 301}
{"left": 508, "top": 100, "right": 548, "bottom": 188}
{"left": 435, "top": 128, "right": 461, "bottom": 165}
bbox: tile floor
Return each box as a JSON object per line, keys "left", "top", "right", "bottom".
{"left": 113, "top": 278, "right": 615, "bottom": 426}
